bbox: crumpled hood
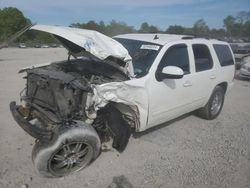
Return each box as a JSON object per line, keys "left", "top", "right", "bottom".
{"left": 30, "top": 25, "right": 134, "bottom": 77}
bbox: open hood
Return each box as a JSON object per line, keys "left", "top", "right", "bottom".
{"left": 30, "top": 25, "right": 134, "bottom": 77}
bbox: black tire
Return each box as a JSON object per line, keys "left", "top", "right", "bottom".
{"left": 197, "top": 86, "right": 225, "bottom": 120}
{"left": 32, "top": 121, "right": 101, "bottom": 178}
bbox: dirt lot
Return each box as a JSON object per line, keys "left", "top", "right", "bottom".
{"left": 0, "top": 48, "right": 249, "bottom": 188}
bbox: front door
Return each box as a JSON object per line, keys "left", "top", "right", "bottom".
{"left": 147, "top": 43, "right": 194, "bottom": 128}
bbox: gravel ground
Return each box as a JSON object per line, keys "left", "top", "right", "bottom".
{"left": 0, "top": 48, "right": 249, "bottom": 188}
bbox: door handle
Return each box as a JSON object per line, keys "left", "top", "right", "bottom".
{"left": 210, "top": 75, "right": 216, "bottom": 79}
{"left": 183, "top": 81, "right": 192, "bottom": 87}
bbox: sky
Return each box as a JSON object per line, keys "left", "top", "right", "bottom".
{"left": 0, "top": 0, "right": 249, "bottom": 30}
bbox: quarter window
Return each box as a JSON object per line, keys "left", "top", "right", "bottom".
{"left": 158, "top": 44, "right": 190, "bottom": 74}
{"left": 192, "top": 44, "right": 213, "bottom": 72}
{"left": 213, "top": 44, "right": 234, "bottom": 66}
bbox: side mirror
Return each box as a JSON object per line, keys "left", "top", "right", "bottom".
{"left": 156, "top": 66, "right": 184, "bottom": 81}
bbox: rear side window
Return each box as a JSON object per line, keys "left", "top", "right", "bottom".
{"left": 213, "top": 44, "right": 234, "bottom": 66}
{"left": 192, "top": 44, "right": 213, "bottom": 72}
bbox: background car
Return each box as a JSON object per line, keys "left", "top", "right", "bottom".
{"left": 239, "top": 56, "right": 250, "bottom": 79}
{"left": 234, "top": 54, "right": 250, "bottom": 69}
{"left": 41, "top": 44, "right": 49, "bottom": 48}
{"left": 50, "top": 43, "right": 57, "bottom": 48}
{"left": 18, "top": 43, "right": 26, "bottom": 48}
{"left": 34, "top": 44, "right": 41, "bottom": 48}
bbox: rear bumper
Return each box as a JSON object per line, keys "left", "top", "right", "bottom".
{"left": 9, "top": 101, "right": 52, "bottom": 140}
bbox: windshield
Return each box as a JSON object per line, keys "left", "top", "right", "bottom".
{"left": 115, "top": 38, "right": 162, "bottom": 77}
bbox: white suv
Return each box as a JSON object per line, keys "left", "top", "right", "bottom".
{"left": 10, "top": 25, "right": 235, "bottom": 177}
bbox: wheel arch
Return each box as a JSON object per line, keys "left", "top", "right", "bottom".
{"left": 96, "top": 102, "right": 140, "bottom": 152}
{"left": 217, "top": 82, "right": 228, "bottom": 93}
{"left": 110, "top": 102, "right": 140, "bottom": 131}
{"left": 197, "top": 82, "right": 226, "bottom": 120}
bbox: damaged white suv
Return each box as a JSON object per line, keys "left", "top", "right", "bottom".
{"left": 10, "top": 25, "right": 235, "bottom": 177}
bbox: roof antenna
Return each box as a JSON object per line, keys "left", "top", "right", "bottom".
{"left": 153, "top": 34, "right": 159, "bottom": 40}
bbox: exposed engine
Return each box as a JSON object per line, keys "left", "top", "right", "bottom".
{"left": 9, "top": 57, "right": 133, "bottom": 152}
{"left": 20, "top": 58, "right": 128, "bottom": 130}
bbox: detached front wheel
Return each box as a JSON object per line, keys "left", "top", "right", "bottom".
{"left": 32, "top": 121, "right": 101, "bottom": 177}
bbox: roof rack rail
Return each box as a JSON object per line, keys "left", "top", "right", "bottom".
{"left": 181, "top": 36, "right": 194, "bottom": 40}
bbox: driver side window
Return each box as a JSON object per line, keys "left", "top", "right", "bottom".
{"left": 158, "top": 44, "right": 190, "bottom": 74}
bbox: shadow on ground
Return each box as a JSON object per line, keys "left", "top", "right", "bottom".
{"left": 107, "top": 175, "right": 134, "bottom": 188}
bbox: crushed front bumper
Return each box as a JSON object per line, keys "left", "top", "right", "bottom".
{"left": 9, "top": 101, "right": 52, "bottom": 141}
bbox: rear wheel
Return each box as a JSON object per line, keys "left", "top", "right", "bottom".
{"left": 32, "top": 121, "right": 101, "bottom": 177}
{"left": 197, "top": 86, "right": 225, "bottom": 120}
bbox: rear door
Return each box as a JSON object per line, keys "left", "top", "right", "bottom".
{"left": 188, "top": 43, "right": 216, "bottom": 108}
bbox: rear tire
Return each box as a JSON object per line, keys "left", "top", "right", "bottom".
{"left": 197, "top": 86, "right": 225, "bottom": 120}
{"left": 32, "top": 121, "right": 101, "bottom": 178}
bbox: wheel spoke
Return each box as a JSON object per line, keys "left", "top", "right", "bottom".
{"left": 63, "top": 144, "right": 71, "bottom": 155}
{"left": 75, "top": 160, "right": 83, "bottom": 165}
{"left": 54, "top": 160, "right": 68, "bottom": 169}
{"left": 66, "top": 162, "right": 73, "bottom": 170}
{"left": 74, "top": 143, "right": 82, "bottom": 153}
{"left": 53, "top": 154, "right": 65, "bottom": 161}
{"left": 77, "top": 147, "right": 88, "bottom": 158}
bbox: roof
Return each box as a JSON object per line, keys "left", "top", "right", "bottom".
{"left": 114, "top": 33, "right": 193, "bottom": 45}
{"left": 114, "top": 33, "right": 229, "bottom": 46}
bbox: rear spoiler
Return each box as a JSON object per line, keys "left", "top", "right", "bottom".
{"left": 0, "top": 23, "right": 34, "bottom": 49}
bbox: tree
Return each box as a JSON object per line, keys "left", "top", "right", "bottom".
{"left": 1, "top": 6, "right": 250, "bottom": 44}
{"left": 236, "top": 11, "right": 250, "bottom": 38}
{"left": 223, "top": 12, "right": 250, "bottom": 37}
{"left": 139, "top": 22, "right": 159, "bottom": 33}
{"left": 166, "top": 25, "right": 185, "bottom": 34}
{"left": 210, "top": 28, "right": 226, "bottom": 38}
{"left": 70, "top": 20, "right": 106, "bottom": 34}
{"left": 243, "top": 20, "right": 250, "bottom": 37}
{"left": 103, "top": 20, "right": 135, "bottom": 36}
{"left": 223, "top": 16, "right": 238, "bottom": 36}
{"left": 70, "top": 20, "right": 135, "bottom": 36}
{"left": 236, "top": 11, "right": 250, "bottom": 24}
{"left": 0, "top": 7, "right": 30, "bottom": 42}
{"left": 193, "top": 19, "right": 209, "bottom": 37}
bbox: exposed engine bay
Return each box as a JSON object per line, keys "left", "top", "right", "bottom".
{"left": 13, "top": 57, "right": 135, "bottom": 151}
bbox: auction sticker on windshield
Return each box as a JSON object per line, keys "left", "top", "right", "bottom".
{"left": 140, "top": 44, "right": 160, "bottom": 51}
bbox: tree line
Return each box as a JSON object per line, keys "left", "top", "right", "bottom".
{"left": 0, "top": 7, "right": 250, "bottom": 44}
